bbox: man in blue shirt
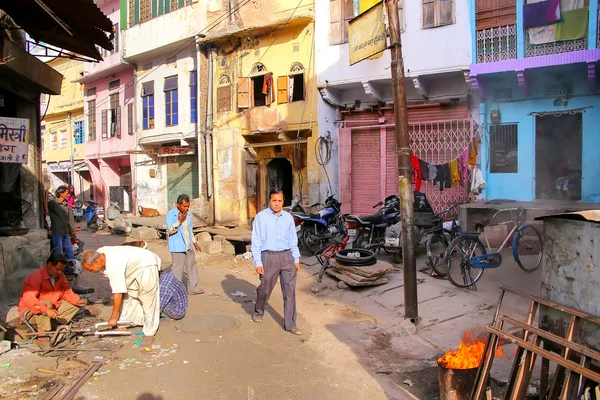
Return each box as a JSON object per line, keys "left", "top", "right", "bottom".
{"left": 166, "top": 194, "right": 204, "bottom": 295}
{"left": 251, "top": 189, "right": 302, "bottom": 335}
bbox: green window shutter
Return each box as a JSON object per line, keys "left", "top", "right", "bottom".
{"left": 152, "top": 0, "right": 157, "bottom": 17}
{"left": 178, "top": 0, "right": 184, "bottom": 8}
{"left": 167, "top": 155, "right": 199, "bottom": 207}
{"left": 158, "top": 0, "right": 164, "bottom": 15}
{"left": 120, "top": 0, "right": 127, "bottom": 28}
{"left": 134, "top": 0, "right": 140, "bottom": 24}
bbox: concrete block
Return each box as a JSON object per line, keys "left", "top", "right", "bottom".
{"left": 16, "top": 239, "right": 50, "bottom": 270}
{"left": 110, "top": 217, "right": 133, "bottom": 235}
{"left": 23, "top": 229, "right": 48, "bottom": 243}
{"left": 196, "top": 231, "right": 212, "bottom": 243}
{"left": 204, "top": 241, "right": 222, "bottom": 255}
{"left": 222, "top": 241, "right": 236, "bottom": 255}
{"left": 130, "top": 227, "right": 159, "bottom": 240}
{"left": 213, "top": 235, "right": 228, "bottom": 244}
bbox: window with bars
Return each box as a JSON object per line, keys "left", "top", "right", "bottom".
{"left": 73, "top": 121, "right": 85, "bottom": 145}
{"left": 142, "top": 81, "right": 155, "bottom": 129}
{"left": 109, "top": 79, "right": 120, "bottom": 91}
{"left": 423, "top": 0, "right": 455, "bottom": 28}
{"left": 88, "top": 99, "right": 96, "bottom": 141}
{"left": 128, "top": 103, "right": 134, "bottom": 135}
{"left": 190, "top": 70, "right": 197, "bottom": 122}
{"left": 164, "top": 76, "right": 178, "bottom": 126}
{"left": 490, "top": 124, "right": 518, "bottom": 173}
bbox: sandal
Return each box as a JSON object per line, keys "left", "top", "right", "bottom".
{"left": 289, "top": 328, "right": 303, "bottom": 335}
{"left": 252, "top": 315, "right": 263, "bottom": 323}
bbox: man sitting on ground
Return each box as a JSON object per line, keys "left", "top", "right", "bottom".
{"left": 18, "top": 251, "right": 87, "bottom": 340}
{"left": 159, "top": 271, "right": 188, "bottom": 320}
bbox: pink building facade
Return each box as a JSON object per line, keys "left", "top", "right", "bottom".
{"left": 77, "top": 0, "right": 136, "bottom": 212}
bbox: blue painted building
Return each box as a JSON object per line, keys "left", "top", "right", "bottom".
{"left": 469, "top": 0, "right": 600, "bottom": 202}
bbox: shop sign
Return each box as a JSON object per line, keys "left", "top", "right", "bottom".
{"left": 158, "top": 145, "right": 195, "bottom": 157}
{"left": 348, "top": 1, "right": 386, "bottom": 65}
{"left": 48, "top": 161, "right": 72, "bottom": 172}
{"left": 0, "top": 117, "right": 30, "bottom": 163}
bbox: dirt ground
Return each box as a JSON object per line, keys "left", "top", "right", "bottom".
{"left": 1, "top": 228, "right": 413, "bottom": 400}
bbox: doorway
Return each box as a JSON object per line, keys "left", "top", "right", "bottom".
{"left": 246, "top": 163, "right": 259, "bottom": 219}
{"left": 535, "top": 113, "right": 582, "bottom": 200}
{"left": 267, "top": 158, "right": 293, "bottom": 206}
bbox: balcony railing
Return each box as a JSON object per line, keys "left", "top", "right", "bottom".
{"left": 476, "top": 25, "right": 517, "bottom": 63}
{"left": 525, "top": 34, "right": 587, "bottom": 57}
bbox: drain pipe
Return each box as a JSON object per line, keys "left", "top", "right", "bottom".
{"left": 205, "top": 47, "right": 214, "bottom": 201}
{"left": 195, "top": 36, "right": 203, "bottom": 201}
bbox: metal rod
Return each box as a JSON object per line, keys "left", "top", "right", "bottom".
{"left": 385, "top": 0, "right": 417, "bottom": 320}
{"left": 59, "top": 362, "right": 102, "bottom": 400}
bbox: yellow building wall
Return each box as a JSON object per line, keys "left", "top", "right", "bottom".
{"left": 211, "top": 21, "right": 319, "bottom": 225}
{"left": 43, "top": 58, "right": 85, "bottom": 164}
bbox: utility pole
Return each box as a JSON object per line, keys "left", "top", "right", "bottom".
{"left": 385, "top": 0, "right": 418, "bottom": 320}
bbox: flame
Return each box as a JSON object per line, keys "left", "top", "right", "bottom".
{"left": 438, "top": 331, "right": 504, "bottom": 370}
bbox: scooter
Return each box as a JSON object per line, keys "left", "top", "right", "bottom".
{"left": 73, "top": 200, "right": 84, "bottom": 222}
{"left": 85, "top": 200, "right": 105, "bottom": 232}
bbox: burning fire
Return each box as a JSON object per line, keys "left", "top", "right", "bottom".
{"left": 438, "top": 331, "right": 504, "bottom": 370}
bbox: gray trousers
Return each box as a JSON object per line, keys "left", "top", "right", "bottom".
{"left": 254, "top": 250, "right": 297, "bottom": 331}
{"left": 171, "top": 251, "right": 200, "bottom": 294}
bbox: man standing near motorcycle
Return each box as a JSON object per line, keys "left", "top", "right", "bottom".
{"left": 48, "top": 185, "right": 75, "bottom": 260}
{"left": 251, "top": 189, "right": 302, "bottom": 335}
{"left": 166, "top": 194, "right": 204, "bottom": 295}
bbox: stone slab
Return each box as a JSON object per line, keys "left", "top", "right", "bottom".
{"left": 326, "top": 269, "right": 388, "bottom": 287}
{"left": 331, "top": 260, "right": 394, "bottom": 278}
{"left": 204, "top": 241, "right": 222, "bottom": 255}
{"left": 130, "top": 226, "right": 159, "bottom": 240}
{"left": 333, "top": 269, "right": 382, "bottom": 282}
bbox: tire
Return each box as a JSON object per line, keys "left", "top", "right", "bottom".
{"left": 300, "top": 226, "right": 326, "bottom": 256}
{"left": 427, "top": 230, "right": 451, "bottom": 277}
{"left": 514, "top": 224, "right": 543, "bottom": 272}
{"left": 335, "top": 249, "right": 377, "bottom": 266}
{"left": 446, "top": 235, "right": 486, "bottom": 288}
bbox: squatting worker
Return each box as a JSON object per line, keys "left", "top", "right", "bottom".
{"left": 251, "top": 189, "right": 302, "bottom": 335}
{"left": 82, "top": 246, "right": 162, "bottom": 336}
{"left": 166, "top": 194, "right": 204, "bottom": 295}
{"left": 18, "top": 250, "right": 87, "bottom": 341}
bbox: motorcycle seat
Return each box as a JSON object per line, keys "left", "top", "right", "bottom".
{"left": 309, "top": 213, "right": 321, "bottom": 219}
{"left": 348, "top": 211, "right": 385, "bottom": 225}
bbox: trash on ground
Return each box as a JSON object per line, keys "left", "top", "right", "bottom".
{"left": 403, "top": 379, "right": 414, "bottom": 387}
{"left": 231, "top": 291, "right": 247, "bottom": 297}
{"left": 0, "top": 363, "right": 10, "bottom": 369}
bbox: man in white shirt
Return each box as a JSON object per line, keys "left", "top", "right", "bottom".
{"left": 82, "top": 246, "right": 162, "bottom": 336}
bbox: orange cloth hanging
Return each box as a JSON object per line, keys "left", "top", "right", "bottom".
{"left": 467, "top": 138, "right": 478, "bottom": 166}
{"left": 449, "top": 159, "right": 460, "bottom": 187}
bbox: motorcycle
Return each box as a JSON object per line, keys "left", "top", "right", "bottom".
{"left": 383, "top": 191, "right": 436, "bottom": 263}
{"left": 343, "top": 194, "right": 401, "bottom": 256}
{"left": 293, "top": 196, "right": 344, "bottom": 255}
{"left": 85, "top": 200, "right": 105, "bottom": 232}
{"left": 73, "top": 199, "right": 84, "bottom": 222}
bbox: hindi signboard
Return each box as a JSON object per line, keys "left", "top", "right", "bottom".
{"left": 158, "top": 145, "right": 196, "bottom": 157}
{"left": 348, "top": 1, "right": 387, "bottom": 65}
{"left": 0, "top": 117, "right": 30, "bottom": 163}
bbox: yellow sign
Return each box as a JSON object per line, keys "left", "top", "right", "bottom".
{"left": 348, "top": 1, "right": 387, "bottom": 65}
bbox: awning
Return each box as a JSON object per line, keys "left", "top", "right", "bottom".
{"left": 244, "top": 139, "right": 308, "bottom": 149}
{"left": 2, "top": 0, "right": 114, "bottom": 61}
{"left": 138, "top": 132, "right": 198, "bottom": 147}
{"left": 74, "top": 161, "right": 88, "bottom": 172}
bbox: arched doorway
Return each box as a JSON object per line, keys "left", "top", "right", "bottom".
{"left": 267, "top": 158, "right": 293, "bottom": 206}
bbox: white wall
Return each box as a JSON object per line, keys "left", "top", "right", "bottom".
{"left": 316, "top": 97, "right": 339, "bottom": 200}
{"left": 315, "top": 0, "right": 472, "bottom": 86}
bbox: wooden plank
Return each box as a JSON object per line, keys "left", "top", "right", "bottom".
{"left": 486, "top": 326, "right": 600, "bottom": 383}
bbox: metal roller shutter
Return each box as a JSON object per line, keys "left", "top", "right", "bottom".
{"left": 350, "top": 129, "right": 381, "bottom": 215}
{"left": 166, "top": 155, "right": 199, "bottom": 207}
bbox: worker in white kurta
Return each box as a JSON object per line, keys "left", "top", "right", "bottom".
{"left": 82, "top": 246, "right": 162, "bottom": 336}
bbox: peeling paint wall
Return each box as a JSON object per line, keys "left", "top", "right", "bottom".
{"left": 207, "top": 6, "right": 318, "bottom": 226}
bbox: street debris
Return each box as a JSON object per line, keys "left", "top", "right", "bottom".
{"left": 242, "top": 252, "right": 253, "bottom": 260}
{"left": 0, "top": 340, "right": 11, "bottom": 355}
{"left": 403, "top": 379, "right": 414, "bottom": 387}
{"left": 231, "top": 291, "right": 247, "bottom": 297}
{"left": 1, "top": 363, "right": 10, "bottom": 369}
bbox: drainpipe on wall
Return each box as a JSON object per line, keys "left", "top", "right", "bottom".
{"left": 205, "top": 47, "right": 214, "bottom": 200}
{"left": 229, "top": 0, "right": 235, "bottom": 24}
{"left": 194, "top": 36, "right": 204, "bottom": 206}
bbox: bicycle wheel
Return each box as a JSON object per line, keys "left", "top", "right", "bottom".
{"left": 426, "top": 230, "right": 451, "bottom": 276}
{"left": 446, "top": 235, "right": 486, "bottom": 289}
{"left": 514, "top": 224, "right": 543, "bottom": 272}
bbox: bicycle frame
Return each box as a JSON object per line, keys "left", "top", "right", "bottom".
{"left": 478, "top": 208, "right": 525, "bottom": 254}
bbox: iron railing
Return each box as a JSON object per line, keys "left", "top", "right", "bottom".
{"left": 476, "top": 25, "right": 517, "bottom": 63}
{"left": 526, "top": 32, "right": 587, "bottom": 57}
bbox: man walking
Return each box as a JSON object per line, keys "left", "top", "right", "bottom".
{"left": 251, "top": 189, "right": 302, "bottom": 335}
{"left": 48, "top": 185, "right": 75, "bottom": 260}
{"left": 82, "top": 246, "right": 162, "bottom": 336}
{"left": 166, "top": 194, "right": 204, "bottom": 295}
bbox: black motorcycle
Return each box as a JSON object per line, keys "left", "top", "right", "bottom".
{"left": 293, "top": 196, "right": 344, "bottom": 255}
{"left": 343, "top": 194, "right": 401, "bottom": 255}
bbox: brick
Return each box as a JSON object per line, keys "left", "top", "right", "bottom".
{"left": 196, "top": 231, "right": 212, "bottom": 243}
{"left": 205, "top": 241, "right": 222, "bottom": 255}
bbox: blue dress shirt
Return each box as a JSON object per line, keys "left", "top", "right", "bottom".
{"left": 251, "top": 208, "right": 300, "bottom": 268}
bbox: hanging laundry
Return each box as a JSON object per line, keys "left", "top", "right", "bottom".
{"left": 468, "top": 138, "right": 478, "bottom": 166}
{"left": 428, "top": 163, "right": 437, "bottom": 182}
{"left": 433, "top": 164, "right": 451, "bottom": 192}
{"left": 458, "top": 150, "right": 469, "bottom": 187}
{"left": 555, "top": 8, "right": 588, "bottom": 41}
{"left": 449, "top": 159, "right": 460, "bottom": 187}
{"left": 528, "top": 25, "right": 556, "bottom": 45}
{"left": 411, "top": 154, "right": 422, "bottom": 191}
{"left": 523, "top": 0, "right": 561, "bottom": 29}
{"left": 470, "top": 166, "right": 487, "bottom": 194}
{"left": 419, "top": 159, "right": 430, "bottom": 181}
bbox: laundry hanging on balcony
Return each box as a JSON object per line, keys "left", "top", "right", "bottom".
{"left": 554, "top": 7, "right": 589, "bottom": 40}
{"left": 523, "top": 0, "right": 561, "bottom": 29}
